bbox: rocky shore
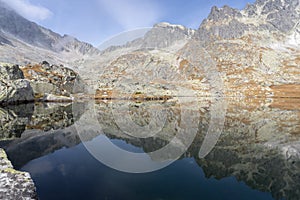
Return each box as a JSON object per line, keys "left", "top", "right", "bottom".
{"left": 0, "top": 148, "right": 37, "bottom": 200}
{"left": 0, "top": 61, "right": 83, "bottom": 199}
{"left": 0, "top": 61, "right": 84, "bottom": 105}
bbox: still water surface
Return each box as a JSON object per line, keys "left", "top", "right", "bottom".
{"left": 1, "top": 98, "right": 299, "bottom": 200}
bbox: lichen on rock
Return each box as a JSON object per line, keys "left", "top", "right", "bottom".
{"left": 21, "top": 61, "right": 85, "bottom": 100}
{"left": 0, "top": 148, "right": 37, "bottom": 200}
{"left": 0, "top": 64, "right": 34, "bottom": 105}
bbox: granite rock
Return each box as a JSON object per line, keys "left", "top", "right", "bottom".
{"left": 0, "top": 65, "right": 34, "bottom": 104}
{"left": 0, "top": 148, "right": 37, "bottom": 200}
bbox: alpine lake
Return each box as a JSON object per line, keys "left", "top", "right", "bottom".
{"left": 1, "top": 97, "right": 299, "bottom": 200}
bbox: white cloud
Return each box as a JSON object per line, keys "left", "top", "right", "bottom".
{"left": 98, "top": 0, "right": 161, "bottom": 29}
{"left": 1, "top": 0, "right": 52, "bottom": 21}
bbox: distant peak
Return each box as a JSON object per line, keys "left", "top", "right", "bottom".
{"left": 62, "top": 34, "right": 76, "bottom": 40}
{"left": 197, "top": 0, "right": 300, "bottom": 41}
{"left": 154, "top": 22, "right": 187, "bottom": 31}
{"left": 207, "top": 5, "right": 242, "bottom": 21}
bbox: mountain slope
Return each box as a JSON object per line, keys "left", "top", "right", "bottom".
{"left": 0, "top": 3, "right": 100, "bottom": 66}
{"left": 196, "top": 0, "right": 300, "bottom": 44}
{"left": 188, "top": 0, "right": 300, "bottom": 97}
{"left": 82, "top": 0, "right": 300, "bottom": 99}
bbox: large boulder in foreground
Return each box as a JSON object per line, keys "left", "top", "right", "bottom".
{"left": 0, "top": 148, "right": 37, "bottom": 200}
{"left": 0, "top": 65, "right": 34, "bottom": 104}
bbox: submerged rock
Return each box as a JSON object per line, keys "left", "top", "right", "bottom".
{"left": 0, "top": 148, "right": 37, "bottom": 200}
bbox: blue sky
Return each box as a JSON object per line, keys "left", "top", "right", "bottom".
{"left": 2, "top": 0, "right": 255, "bottom": 46}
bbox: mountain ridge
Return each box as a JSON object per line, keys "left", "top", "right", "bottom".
{"left": 196, "top": 0, "right": 300, "bottom": 44}
{"left": 0, "top": 2, "right": 101, "bottom": 66}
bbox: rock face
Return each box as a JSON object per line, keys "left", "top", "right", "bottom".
{"left": 189, "top": 0, "right": 300, "bottom": 98}
{"left": 0, "top": 61, "right": 85, "bottom": 104}
{"left": 143, "top": 22, "right": 195, "bottom": 48}
{"left": 0, "top": 65, "right": 34, "bottom": 104}
{"left": 0, "top": 148, "right": 37, "bottom": 200}
{"left": 88, "top": 22, "right": 196, "bottom": 87}
{"left": 21, "top": 61, "right": 84, "bottom": 99}
{"left": 196, "top": 0, "right": 300, "bottom": 41}
{"left": 101, "top": 22, "right": 195, "bottom": 54}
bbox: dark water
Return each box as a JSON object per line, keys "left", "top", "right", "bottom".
{"left": 1, "top": 98, "right": 300, "bottom": 200}
{"left": 21, "top": 139, "right": 273, "bottom": 200}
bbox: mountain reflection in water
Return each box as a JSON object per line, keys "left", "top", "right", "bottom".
{"left": 0, "top": 98, "right": 299, "bottom": 200}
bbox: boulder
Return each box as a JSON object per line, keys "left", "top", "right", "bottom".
{"left": 0, "top": 148, "right": 37, "bottom": 200}
{"left": 21, "top": 62, "right": 85, "bottom": 99}
{"left": 0, "top": 65, "right": 34, "bottom": 104}
{"left": 0, "top": 65, "right": 24, "bottom": 80}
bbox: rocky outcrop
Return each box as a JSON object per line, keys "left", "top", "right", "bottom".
{"left": 21, "top": 61, "right": 85, "bottom": 99}
{"left": 0, "top": 61, "right": 83, "bottom": 105}
{"left": 180, "top": 0, "right": 300, "bottom": 98}
{"left": 196, "top": 0, "right": 300, "bottom": 41}
{"left": 140, "top": 22, "right": 195, "bottom": 50}
{"left": 0, "top": 148, "right": 37, "bottom": 200}
{"left": 0, "top": 65, "right": 34, "bottom": 105}
{"left": 101, "top": 22, "right": 195, "bottom": 54}
{"left": 97, "top": 50, "right": 186, "bottom": 99}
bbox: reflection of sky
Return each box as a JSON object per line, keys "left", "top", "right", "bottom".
{"left": 4, "top": 0, "right": 255, "bottom": 45}
{"left": 21, "top": 139, "right": 273, "bottom": 200}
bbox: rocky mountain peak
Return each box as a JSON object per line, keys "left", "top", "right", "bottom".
{"left": 141, "top": 22, "right": 195, "bottom": 49}
{"left": 101, "top": 22, "right": 195, "bottom": 55}
{"left": 196, "top": 0, "right": 300, "bottom": 42}
{"left": 153, "top": 22, "right": 187, "bottom": 31}
{"left": 244, "top": 0, "right": 300, "bottom": 32}
{"left": 207, "top": 5, "right": 242, "bottom": 21}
